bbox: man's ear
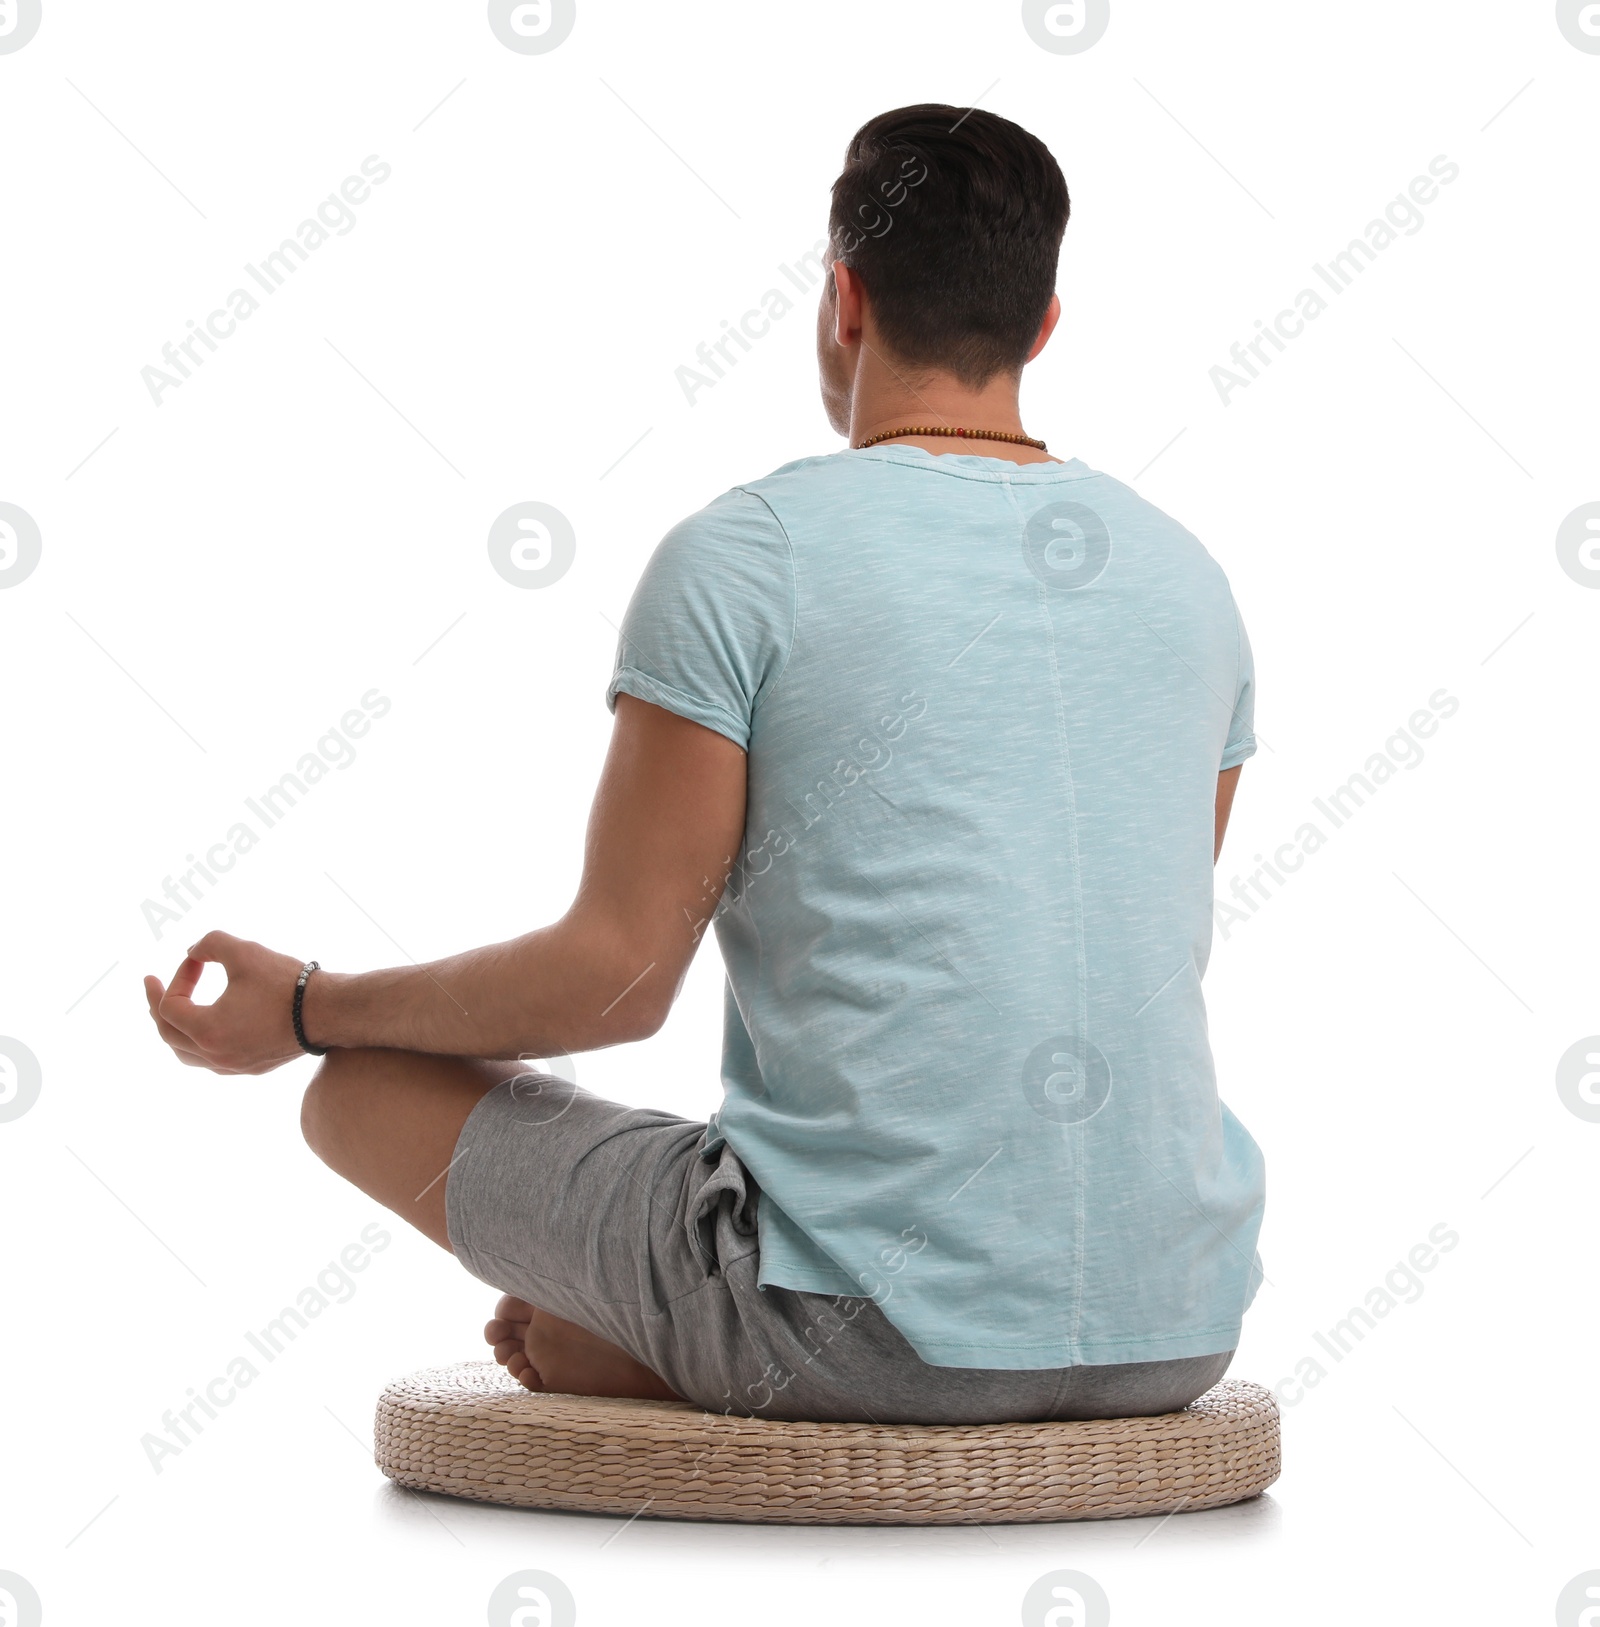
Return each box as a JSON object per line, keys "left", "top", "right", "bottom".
{"left": 831, "top": 261, "right": 865, "bottom": 348}
{"left": 1025, "top": 292, "right": 1062, "bottom": 363}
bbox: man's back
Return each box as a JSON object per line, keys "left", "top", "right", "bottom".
{"left": 609, "top": 443, "right": 1265, "bottom": 1369}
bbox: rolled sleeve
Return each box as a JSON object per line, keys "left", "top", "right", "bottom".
{"left": 605, "top": 488, "right": 795, "bottom": 752}
{"left": 1221, "top": 596, "right": 1258, "bottom": 769}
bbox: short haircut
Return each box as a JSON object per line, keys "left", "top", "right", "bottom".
{"left": 827, "top": 104, "right": 1070, "bottom": 387}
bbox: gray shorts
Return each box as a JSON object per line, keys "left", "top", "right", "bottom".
{"left": 445, "top": 1074, "right": 1233, "bottom": 1425}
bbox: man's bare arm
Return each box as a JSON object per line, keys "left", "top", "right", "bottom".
{"left": 144, "top": 696, "right": 748, "bottom": 1073}
{"left": 1215, "top": 765, "right": 1241, "bottom": 862}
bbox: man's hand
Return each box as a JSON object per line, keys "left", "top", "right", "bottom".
{"left": 144, "top": 930, "right": 307, "bottom": 1075}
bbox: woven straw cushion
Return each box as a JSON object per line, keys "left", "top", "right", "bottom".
{"left": 374, "top": 1362, "right": 1280, "bottom": 1525}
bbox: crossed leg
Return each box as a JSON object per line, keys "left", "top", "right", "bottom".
{"left": 299, "top": 1047, "right": 681, "bottom": 1402}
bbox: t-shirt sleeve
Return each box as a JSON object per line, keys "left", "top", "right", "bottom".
{"left": 1220, "top": 597, "right": 1257, "bottom": 770}
{"left": 605, "top": 487, "right": 795, "bottom": 750}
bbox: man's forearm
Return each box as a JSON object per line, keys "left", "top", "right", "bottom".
{"left": 298, "top": 916, "right": 671, "bottom": 1058}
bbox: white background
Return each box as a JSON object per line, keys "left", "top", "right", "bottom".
{"left": 2, "top": 2, "right": 1597, "bottom": 1623}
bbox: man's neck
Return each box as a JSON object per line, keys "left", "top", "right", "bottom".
{"left": 847, "top": 360, "right": 1058, "bottom": 466}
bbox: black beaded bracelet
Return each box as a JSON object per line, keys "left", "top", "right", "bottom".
{"left": 293, "top": 961, "right": 328, "bottom": 1056}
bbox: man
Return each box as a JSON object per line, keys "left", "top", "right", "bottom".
{"left": 146, "top": 105, "right": 1264, "bottom": 1425}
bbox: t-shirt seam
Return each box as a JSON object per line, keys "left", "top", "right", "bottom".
{"left": 1016, "top": 468, "right": 1091, "bottom": 1348}
{"left": 1226, "top": 593, "right": 1248, "bottom": 759}
{"left": 842, "top": 448, "right": 1095, "bottom": 486}
{"left": 730, "top": 485, "right": 799, "bottom": 727}
{"left": 908, "top": 1323, "right": 1246, "bottom": 1353}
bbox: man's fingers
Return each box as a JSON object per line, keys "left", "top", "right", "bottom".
{"left": 170, "top": 929, "right": 250, "bottom": 1008}
{"left": 146, "top": 972, "right": 244, "bottom": 1074}
{"left": 148, "top": 1009, "right": 240, "bottom": 1073}
{"left": 165, "top": 953, "right": 209, "bottom": 1003}
{"left": 147, "top": 1001, "right": 201, "bottom": 1054}
{"left": 145, "top": 975, "right": 199, "bottom": 1046}
{"left": 187, "top": 929, "right": 243, "bottom": 970}
{"left": 157, "top": 991, "right": 210, "bottom": 1046}
{"left": 145, "top": 976, "right": 203, "bottom": 1058}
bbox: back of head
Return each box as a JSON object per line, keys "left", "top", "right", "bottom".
{"left": 828, "top": 105, "right": 1071, "bottom": 390}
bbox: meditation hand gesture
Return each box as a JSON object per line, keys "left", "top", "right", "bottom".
{"left": 144, "top": 930, "right": 307, "bottom": 1075}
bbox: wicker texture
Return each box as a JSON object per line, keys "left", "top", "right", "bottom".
{"left": 374, "top": 1362, "right": 1280, "bottom": 1525}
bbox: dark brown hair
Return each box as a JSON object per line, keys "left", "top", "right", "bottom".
{"left": 828, "top": 104, "right": 1070, "bottom": 387}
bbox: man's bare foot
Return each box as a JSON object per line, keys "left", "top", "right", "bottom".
{"left": 484, "top": 1294, "right": 684, "bottom": 1402}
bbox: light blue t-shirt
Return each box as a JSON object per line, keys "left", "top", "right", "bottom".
{"left": 608, "top": 445, "right": 1264, "bottom": 1370}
